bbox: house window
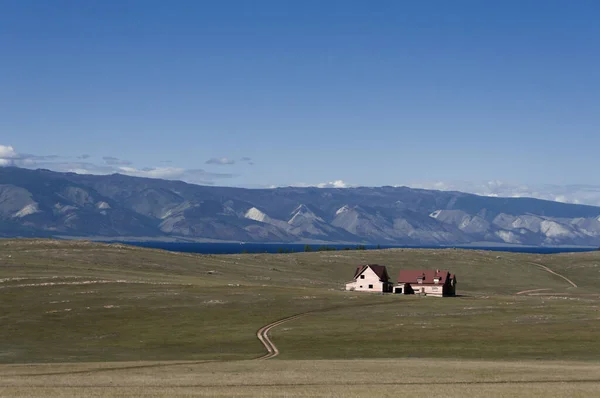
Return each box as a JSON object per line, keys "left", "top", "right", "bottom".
{"left": 368, "top": 284, "right": 373, "bottom": 289}
{"left": 360, "top": 275, "right": 365, "bottom": 279}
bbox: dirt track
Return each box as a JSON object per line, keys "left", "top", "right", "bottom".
{"left": 514, "top": 261, "right": 577, "bottom": 295}
{"left": 527, "top": 262, "right": 578, "bottom": 288}
{"left": 256, "top": 314, "right": 307, "bottom": 360}
{"left": 515, "top": 288, "right": 552, "bottom": 295}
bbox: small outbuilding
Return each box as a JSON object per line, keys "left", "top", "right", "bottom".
{"left": 345, "top": 264, "right": 393, "bottom": 293}
{"left": 395, "top": 269, "right": 456, "bottom": 297}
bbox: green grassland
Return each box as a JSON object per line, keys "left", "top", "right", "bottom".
{"left": 1, "top": 240, "right": 599, "bottom": 363}
{"left": 2, "top": 359, "right": 600, "bottom": 397}
{"left": 1, "top": 239, "right": 600, "bottom": 396}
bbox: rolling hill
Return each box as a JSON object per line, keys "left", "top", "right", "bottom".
{"left": 1, "top": 239, "right": 600, "bottom": 363}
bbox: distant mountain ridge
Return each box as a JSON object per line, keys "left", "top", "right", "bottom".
{"left": 2, "top": 166, "right": 600, "bottom": 246}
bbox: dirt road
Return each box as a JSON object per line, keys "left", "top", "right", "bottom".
{"left": 256, "top": 314, "right": 307, "bottom": 360}
{"left": 527, "top": 262, "right": 578, "bottom": 288}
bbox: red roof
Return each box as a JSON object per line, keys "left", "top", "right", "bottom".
{"left": 354, "top": 264, "right": 390, "bottom": 282}
{"left": 397, "top": 270, "right": 454, "bottom": 285}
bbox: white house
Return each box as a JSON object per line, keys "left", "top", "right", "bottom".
{"left": 345, "top": 264, "right": 393, "bottom": 293}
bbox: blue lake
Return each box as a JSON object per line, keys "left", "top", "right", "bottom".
{"left": 105, "top": 241, "right": 598, "bottom": 255}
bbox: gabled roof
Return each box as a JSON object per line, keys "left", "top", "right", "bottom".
{"left": 397, "top": 270, "right": 455, "bottom": 285}
{"left": 354, "top": 264, "right": 390, "bottom": 282}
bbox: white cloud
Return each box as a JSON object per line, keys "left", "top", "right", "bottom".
{"left": 116, "top": 167, "right": 235, "bottom": 184}
{"left": 118, "top": 166, "right": 186, "bottom": 179}
{"left": 206, "top": 157, "right": 235, "bottom": 165}
{"left": 0, "top": 145, "right": 18, "bottom": 161}
{"left": 67, "top": 168, "right": 98, "bottom": 175}
{"left": 317, "top": 180, "right": 349, "bottom": 188}
{"left": 0, "top": 145, "right": 65, "bottom": 168}
{"left": 406, "top": 180, "right": 600, "bottom": 207}
{"left": 289, "top": 180, "right": 352, "bottom": 189}
{"left": 0, "top": 145, "right": 21, "bottom": 166}
{"left": 0, "top": 144, "right": 237, "bottom": 185}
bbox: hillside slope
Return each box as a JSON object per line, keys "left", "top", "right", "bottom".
{"left": 2, "top": 167, "right": 600, "bottom": 246}
{"left": 1, "top": 240, "right": 599, "bottom": 363}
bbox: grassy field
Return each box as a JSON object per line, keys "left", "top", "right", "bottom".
{"left": 1, "top": 239, "right": 600, "bottom": 396}
{"left": 2, "top": 359, "right": 600, "bottom": 397}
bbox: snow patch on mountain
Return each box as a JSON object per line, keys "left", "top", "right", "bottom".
{"left": 336, "top": 205, "right": 351, "bottom": 215}
{"left": 332, "top": 205, "right": 396, "bottom": 241}
{"left": 496, "top": 230, "right": 521, "bottom": 244}
{"left": 245, "top": 207, "right": 269, "bottom": 223}
{"left": 571, "top": 217, "right": 600, "bottom": 237}
{"left": 286, "top": 204, "right": 334, "bottom": 237}
{"left": 289, "top": 204, "right": 324, "bottom": 224}
{"left": 96, "top": 201, "right": 111, "bottom": 209}
{"left": 160, "top": 202, "right": 194, "bottom": 220}
{"left": 0, "top": 184, "right": 38, "bottom": 218}
{"left": 332, "top": 206, "right": 367, "bottom": 234}
{"left": 512, "top": 215, "right": 544, "bottom": 233}
{"left": 540, "top": 220, "right": 574, "bottom": 238}
{"left": 243, "top": 207, "right": 291, "bottom": 232}
{"left": 13, "top": 203, "right": 40, "bottom": 218}
{"left": 429, "top": 210, "right": 442, "bottom": 219}
{"left": 429, "top": 210, "right": 489, "bottom": 235}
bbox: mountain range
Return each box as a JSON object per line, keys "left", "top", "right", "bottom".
{"left": 2, "top": 167, "right": 600, "bottom": 246}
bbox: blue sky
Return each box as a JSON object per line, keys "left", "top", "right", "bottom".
{"left": 1, "top": 1, "right": 600, "bottom": 202}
